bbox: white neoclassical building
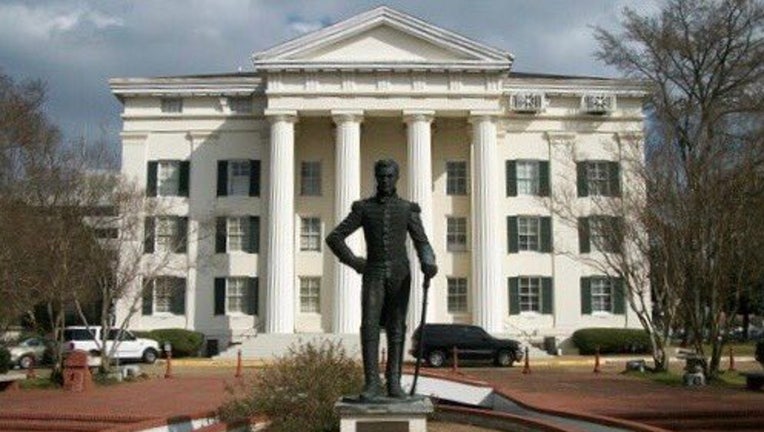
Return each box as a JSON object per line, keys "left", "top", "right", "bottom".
{"left": 111, "top": 6, "right": 648, "bottom": 351}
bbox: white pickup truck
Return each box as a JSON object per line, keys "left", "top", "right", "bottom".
{"left": 63, "top": 326, "right": 160, "bottom": 364}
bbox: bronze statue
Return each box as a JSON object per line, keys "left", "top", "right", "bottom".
{"left": 326, "top": 159, "right": 437, "bottom": 401}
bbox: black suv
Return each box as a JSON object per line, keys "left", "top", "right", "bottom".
{"left": 410, "top": 324, "right": 523, "bottom": 367}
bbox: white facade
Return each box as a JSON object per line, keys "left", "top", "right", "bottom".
{"left": 111, "top": 7, "right": 648, "bottom": 347}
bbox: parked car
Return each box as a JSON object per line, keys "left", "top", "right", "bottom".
{"left": 8, "top": 337, "right": 53, "bottom": 369}
{"left": 63, "top": 326, "right": 160, "bottom": 364}
{"left": 410, "top": 324, "right": 524, "bottom": 368}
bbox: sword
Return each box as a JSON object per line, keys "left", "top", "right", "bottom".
{"left": 410, "top": 275, "right": 431, "bottom": 396}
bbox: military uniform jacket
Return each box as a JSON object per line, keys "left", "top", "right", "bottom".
{"left": 326, "top": 194, "right": 436, "bottom": 278}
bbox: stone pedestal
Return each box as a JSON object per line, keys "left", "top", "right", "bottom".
{"left": 335, "top": 398, "right": 433, "bottom": 432}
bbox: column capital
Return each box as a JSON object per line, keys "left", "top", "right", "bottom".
{"left": 468, "top": 110, "right": 503, "bottom": 123}
{"left": 264, "top": 109, "right": 298, "bottom": 123}
{"left": 331, "top": 109, "right": 364, "bottom": 124}
{"left": 402, "top": 109, "right": 435, "bottom": 124}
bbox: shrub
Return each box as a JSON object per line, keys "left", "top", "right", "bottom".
{"left": 219, "top": 340, "right": 363, "bottom": 432}
{"left": 144, "top": 329, "right": 204, "bottom": 358}
{"left": 572, "top": 328, "right": 651, "bottom": 355}
{"left": 0, "top": 346, "right": 10, "bottom": 374}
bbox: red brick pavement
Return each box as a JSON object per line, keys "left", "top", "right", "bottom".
{"left": 0, "top": 377, "right": 229, "bottom": 419}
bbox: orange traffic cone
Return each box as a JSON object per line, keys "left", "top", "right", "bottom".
{"left": 593, "top": 346, "right": 601, "bottom": 374}
{"left": 235, "top": 349, "right": 243, "bottom": 378}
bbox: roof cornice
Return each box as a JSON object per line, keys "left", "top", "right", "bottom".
{"left": 109, "top": 76, "right": 264, "bottom": 99}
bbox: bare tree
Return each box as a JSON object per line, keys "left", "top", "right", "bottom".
{"left": 593, "top": 0, "right": 764, "bottom": 378}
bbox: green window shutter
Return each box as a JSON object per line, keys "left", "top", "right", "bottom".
{"left": 178, "top": 161, "right": 190, "bottom": 197}
{"left": 508, "top": 216, "right": 519, "bottom": 253}
{"left": 608, "top": 162, "right": 621, "bottom": 197}
{"left": 144, "top": 217, "right": 155, "bottom": 254}
{"left": 142, "top": 279, "right": 153, "bottom": 316}
{"left": 581, "top": 277, "right": 592, "bottom": 315}
{"left": 246, "top": 216, "right": 260, "bottom": 253}
{"left": 249, "top": 160, "right": 261, "bottom": 197}
{"left": 538, "top": 161, "right": 550, "bottom": 197}
{"left": 214, "top": 278, "right": 226, "bottom": 316}
{"left": 217, "top": 161, "right": 228, "bottom": 197}
{"left": 612, "top": 217, "right": 624, "bottom": 254}
{"left": 248, "top": 278, "right": 259, "bottom": 316}
{"left": 613, "top": 278, "right": 626, "bottom": 314}
{"left": 509, "top": 278, "right": 520, "bottom": 315}
{"left": 171, "top": 278, "right": 186, "bottom": 315}
{"left": 576, "top": 162, "right": 588, "bottom": 197}
{"left": 146, "top": 161, "right": 158, "bottom": 197}
{"left": 540, "top": 217, "right": 553, "bottom": 253}
{"left": 175, "top": 217, "right": 188, "bottom": 253}
{"left": 541, "top": 277, "right": 553, "bottom": 314}
{"left": 578, "top": 217, "right": 590, "bottom": 253}
{"left": 506, "top": 160, "right": 517, "bottom": 197}
{"left": 215, "top": 217, "right": 227, "bottom": 253}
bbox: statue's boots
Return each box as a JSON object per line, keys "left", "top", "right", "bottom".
{"left": 386, "top": 332, "right": 407, "bottom": 398}
{"left": 360, "top": 336, "right": 384, "bottom": 401}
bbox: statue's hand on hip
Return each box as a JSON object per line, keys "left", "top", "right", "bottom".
{"left": 351, "top": 257, "right": 366, "bottom": 274}
{"left": 422, "top": 263, "right": 438, "bottom": 279}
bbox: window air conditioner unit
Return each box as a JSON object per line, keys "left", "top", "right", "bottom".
{"left": 510, "top": 92, "right": 545, "bottom": 113}
{"left": 581, "top": 94, "right": 615, "bottom": 114}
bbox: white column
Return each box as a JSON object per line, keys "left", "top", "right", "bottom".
{"left": 331, "top": 110, "right": 363, "bottom": 334}
{"left": 265, "top": 111, "right": 297, "bottom": 333}
{"left": 403, "top": 110, "right": 435, "bottom": 332}
{"left": 470, "top": 113, "right": 504, "bottom": 333}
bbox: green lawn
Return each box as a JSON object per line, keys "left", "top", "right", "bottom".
{"left": 623, "top": 368, "right": 749, "bottom": 388}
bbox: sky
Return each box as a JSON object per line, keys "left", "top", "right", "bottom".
{"left": 0, "top": 0, "right": 660, "bottom": 152}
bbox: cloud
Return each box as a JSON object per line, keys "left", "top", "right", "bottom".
{"left": 0, "top": 0, "right": 657, "bottom": 150}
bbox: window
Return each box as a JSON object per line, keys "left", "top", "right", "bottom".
{"left": 506, "top": 160, "right": 550, "bottom": 197}
{"left": 147, "top": 161, "right": 189, "bottom": 197}
{"left": 214, "top": 277, "right": 257, "bottom": 316}
{"left": 228, "top": 160, "right": 251, "bottom": 196}
{"left": 509, "top": 277, "right": 553, "bottom": 315}
{"left": 577, "top": 161, "right": 620, "bottom": 197}
{"left": 590, "top": 278, "right": 612, "bottom": 313}
{"left": 587, "top": 161, "right": 610, "bottom": 196}
{"left": 300, "top": 277, "right": 321, "bottom": 313}
{"left": 300, "top": 217, "right": 321, "bottom": 251}
{"left": 215, "top": 216, "right": 259, "bottom": 253}
{"left": 516, "top": 161, "right": 540, "bottom": 195}
{"left": 94, "top": 228, "right": 119, "bottom": 239}
{"left": 446, "top": 161, "right": 468, "bottom": 195}
{"left": 300, "top": 161, "right": 322, "bottom": 196}
{"left": 158, "top": 161, "right": 180, "bottom": 196}
{"left": 518, "top": 277, "right": 541, "bottom": 312}
{"left": 144, "top": 216, "right": 187, "bottom": 254}
{"left": 446, "top": 217, "right": 467, "bottom": 252}
{"left": 217, "top": 160, "right": 260, "bottom": 197}
{"left": 226, "top": 278, "right": 249, "bottom": 314}
{"left": 228, "top": 97, "right": 252, "bottom": 113}
{"left": 578, "top": 216, "right": 623, "bottom": 253}
{"left": 580, "top": 276, "right": 624, "bottom": 315}
{"left": 227, "top": 217, "right": 248, "bottom": 252}
{"left": 160, "top": 98, "right": 183, "bottom": 113}
{"left": 517, "top": 217, "right": 540, "bottom": 251}
{"left": 143, "top": 277, "right": 185, "bottom": 315}
{"left": 447, "top": 278, "right": 468, "bottom": 313}
{"left": 508, "top": 216, "right": 553, "bottom": 253}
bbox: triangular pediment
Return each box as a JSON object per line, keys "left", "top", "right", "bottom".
{"left": 253, "top": 6, "right": 513, "bottom": 71}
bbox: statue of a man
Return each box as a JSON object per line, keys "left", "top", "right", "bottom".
{"left": 326, "top": 159, "right": 437, "bottom": 401}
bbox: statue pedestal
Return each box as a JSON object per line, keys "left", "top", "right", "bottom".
{"left": 335, "top": 397, "right": 433, "bottom": 432}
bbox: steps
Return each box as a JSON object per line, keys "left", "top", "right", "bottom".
{"left": 214, "top": 332, "right": 552, "bottom": 363}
